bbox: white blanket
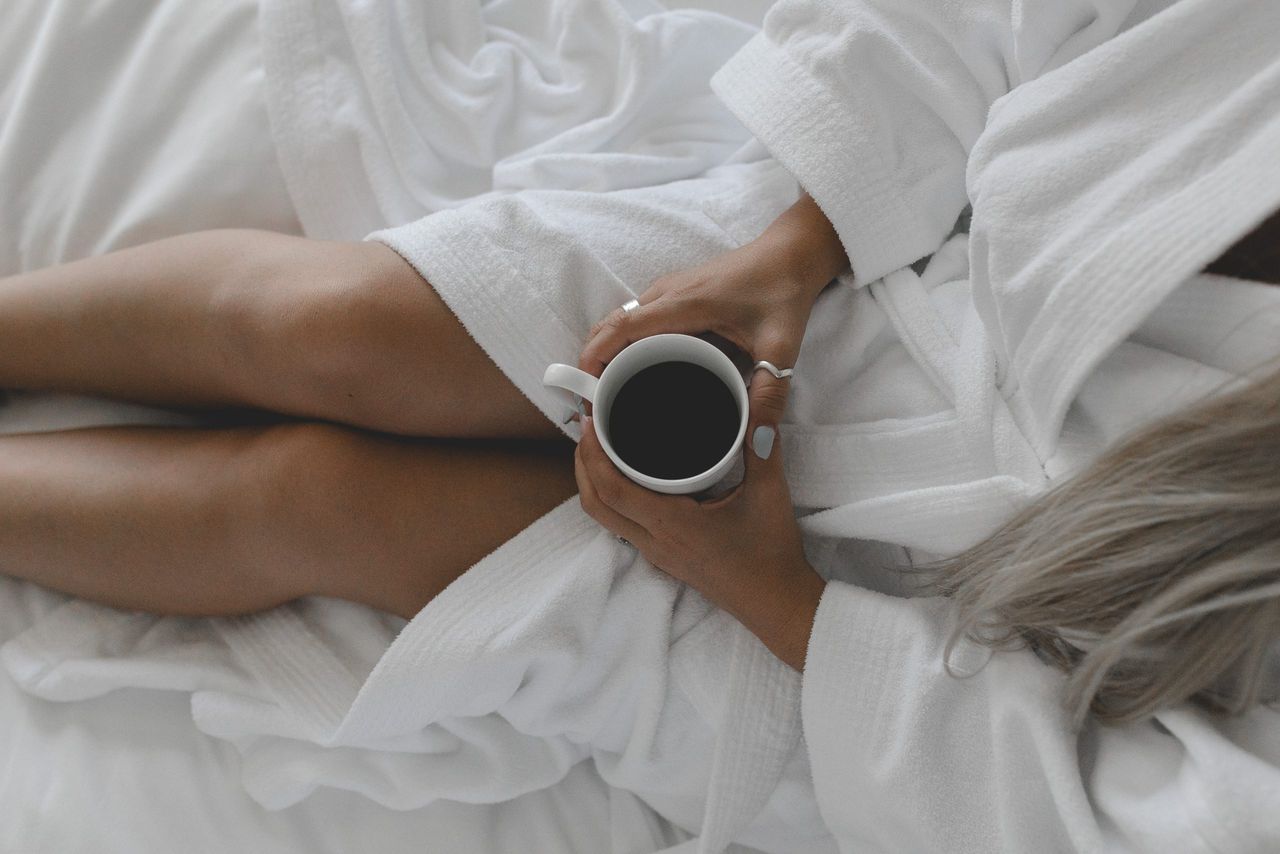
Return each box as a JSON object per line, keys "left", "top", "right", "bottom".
{"left": 0, "top": 580, "right": 674, "bottom": 854}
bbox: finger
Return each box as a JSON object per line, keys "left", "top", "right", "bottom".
{"left": 696, "top": 477, "right": 745, "bottom": 510}
{"left": 579, "top": 416, "right": 697, "bottom": 526}
{"left": 747, "top": 365, "right": 791, "bottom": 434}
{"left": 575, "top": 442, "right": 651, "bottom": 546}
{"left": 586, "top": 285, "right": 658, "bottom": 342}
{"left": 743, "top": 367, "right": 790, "bottom": 489}
{"left": 577, "top": 294, "right": 710, "bottom": 377}
{"left": 578, "top": 294, "right": 655, "bottom": 376}
{"left": 740, "top": 425, "right": 793, "bottom": 520}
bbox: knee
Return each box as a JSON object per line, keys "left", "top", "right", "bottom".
{"left": 245, "top": 421, "right": 367, "bottom": 522}
{"left": 210, "top": 236, "right": 422, "bottom": 417}
{"left": 231, "top": 421, "right": 370, "bottom": 597}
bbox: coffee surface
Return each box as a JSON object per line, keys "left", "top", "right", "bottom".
{"left": 607, "top": 361, "right": 739, "bottom": 480}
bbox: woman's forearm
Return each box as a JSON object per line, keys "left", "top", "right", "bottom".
{"left": 717, "top": 559, "right": 827, "bottom": 672}
{"left": 752, "top": 193, "right": 850, "bottom": 301}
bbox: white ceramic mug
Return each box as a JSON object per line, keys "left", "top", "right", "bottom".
{"left": 543, "top": 333, "right": 749, "bottom": 495}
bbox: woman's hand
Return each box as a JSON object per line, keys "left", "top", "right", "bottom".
{"left": 573, "top": 410, "right": 826, "bottom": 671}
{"left": 572, "top": 194, "right": 844, "bottom": 669}
{"left": 576, "top": 194, "right": 848, "bottom": 394}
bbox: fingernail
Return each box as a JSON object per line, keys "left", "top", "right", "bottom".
{"left": 752, "top": 425, "right": 775, "bottom": 460}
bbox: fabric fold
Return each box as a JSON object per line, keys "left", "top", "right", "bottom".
{"left": 711, "top": 35, "right": 945, "bottom": 288}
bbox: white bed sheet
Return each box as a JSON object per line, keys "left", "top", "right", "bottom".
{"left": 0, "top": 636, "right": 613, "bottom": 854}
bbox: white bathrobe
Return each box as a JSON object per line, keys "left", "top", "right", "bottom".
{"left": 4, "top": 0, "right": 1280, "bottom": 852}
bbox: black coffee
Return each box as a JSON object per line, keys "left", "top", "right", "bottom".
{"left": 607, "top": 361, "right": 739, "bottom": 480}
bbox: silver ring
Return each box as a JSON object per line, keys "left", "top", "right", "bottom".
{"left": 620, "top": 298, "right": 640, "bottom": 314}
{"left": 561, "top": 394, "right": 587, "bottom": 424}
{"left": 753, "top": 360, "right": 794, "bottom": 379}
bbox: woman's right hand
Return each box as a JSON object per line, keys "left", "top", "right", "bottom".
{"left": 577, "top": 193, "right": 849, "bottom": 426}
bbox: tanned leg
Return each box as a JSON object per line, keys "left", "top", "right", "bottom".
{"left": 0, "top": 423, "right": 578, "bottom": 619}
{"left": 0, "top": 229, "right": 567, "bottom": 441}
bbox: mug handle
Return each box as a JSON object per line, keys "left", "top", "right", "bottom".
{"left": 542, "top": 363, "right": 599, "bottom": 404}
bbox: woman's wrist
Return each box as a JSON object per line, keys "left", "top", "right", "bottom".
{"left": 720, "top": 559, "right": 826, "bottom": 671}
{"left": 754, "top": 193, "right": 849, "bottom": 302}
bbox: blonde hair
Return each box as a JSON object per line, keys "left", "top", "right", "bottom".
{"left": 929, "top": 366, "right": 1280, "bottom": 728}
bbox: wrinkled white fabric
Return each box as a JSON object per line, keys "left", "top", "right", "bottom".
{"left": 0, "top": 586, "right": 672, "bottom": 854}
{"left": 0, "top": 0, "right": 300, "bottom": 270}
{"left": 260, "top": 0, "right": 761, "bottom": 239}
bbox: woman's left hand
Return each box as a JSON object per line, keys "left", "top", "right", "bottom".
{"left": 573, "top": 376, "right": 826, "bottom": 670}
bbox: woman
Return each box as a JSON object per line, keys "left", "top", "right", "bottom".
{"left": 1, "top": 0, "right": 1278, "bottom": 851}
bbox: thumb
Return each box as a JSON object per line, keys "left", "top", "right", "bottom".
{"left": 743, "top": 367, "right": 790, "bottom": 478}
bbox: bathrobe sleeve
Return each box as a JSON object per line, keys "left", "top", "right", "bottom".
{"left": 801, "top": 581, "right": 1280, "bottom": 853}
{"left": 710, "top": 0, "right": 1149, "bottom": 286}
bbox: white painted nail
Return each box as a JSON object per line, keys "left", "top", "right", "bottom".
{"left": 752, "top": 425, "right": 775, "bottom": 460}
